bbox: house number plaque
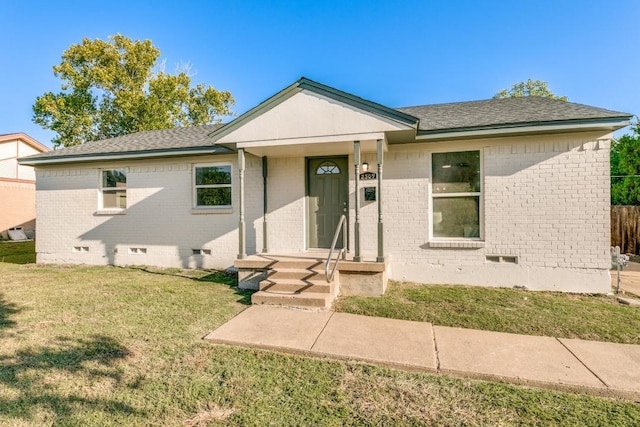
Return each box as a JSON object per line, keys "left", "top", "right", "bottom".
{"left": 359, "top": 172, "right": 376, "bottom": 180}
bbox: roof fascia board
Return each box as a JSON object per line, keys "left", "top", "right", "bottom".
{"left": 414, "top": 118, "right": 632, "bottom": 141}
{"left": 19, "top": 147, "right": 233, "bottom": 166}
{"left": 209, "top": 78, "right": 419, "bottom": 142}
{"left": 297, "top": 79, "right": 419, "bottom": 126}
{"left": 236, "top": 131, "right": 387, "bottom": 148}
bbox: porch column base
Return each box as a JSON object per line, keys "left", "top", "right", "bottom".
{"left": 237, "top": 221, "right": 246, "bottom": 259}
{"left": 353, "top": 223, "right": 362, "bottom": 262}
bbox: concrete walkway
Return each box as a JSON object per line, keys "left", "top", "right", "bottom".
{"left": 204, "top": 305, "right": 640, "bottom": 401}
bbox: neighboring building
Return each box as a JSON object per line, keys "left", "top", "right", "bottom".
{"left": 20, "top": 78, "right": 632, "bottom": 297}
{"left": 0, "top": 133, "right": 49, "bottom": 238}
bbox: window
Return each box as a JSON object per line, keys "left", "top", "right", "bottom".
{"left": 316, "top": 161, "right": 340, "bottom": 174}
{"left": 101, "top": 169, "right": 127, "bottom": 210}
{"left": 194, "top": 164, "right": 232, "bottom": 207}
{"left": 431, "top": 150, "right": 481, "bottom": 239}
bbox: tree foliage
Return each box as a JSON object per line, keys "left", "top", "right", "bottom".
{"left": 33, "top": 34, "right": 234, "bottom": 148}
{"left": 494, "top": 79, "right": 568, "bottom": 101}
{"left": 611, "top": 120, "right": 640, "bottom": 205}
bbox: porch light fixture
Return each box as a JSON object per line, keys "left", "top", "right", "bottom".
{"left": 362, "top": 162, "right": 369, "bottom": 171}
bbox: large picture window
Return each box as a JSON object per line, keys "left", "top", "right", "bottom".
{"left": 101, "top": 169, "right": 127, "bottom": 210}
{"left": 431, "top": 151, "right": 481, "bottom": 239}
{"left": 194, "top": 164, "right": 232, "bottom": 207}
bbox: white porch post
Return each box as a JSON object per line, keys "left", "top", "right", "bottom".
{"left": 237, "top": 148, "right": 246, "bottom": 259}
{"left": 354, "top": 140, "right": 362, "bottom": 262}
{"left": 376, "top": 139, "right": 385, "bottom": 262}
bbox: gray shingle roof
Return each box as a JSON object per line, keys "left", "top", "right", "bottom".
{"left": 21, "top": 123, "right": 228, "bottom": 162}
{"left": 396, "top": 97, "right": 631, "bottom": 132}
{"left": 21, "top": 94, "right": 632, "bottom": 165}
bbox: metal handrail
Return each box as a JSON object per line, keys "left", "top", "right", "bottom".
{"left": 325, "top": 214, "right": 347, "bottom": 282}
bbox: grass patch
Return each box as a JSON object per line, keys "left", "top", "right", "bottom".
{"left": 334, "top": 281, "right": 640, "bottom": 344}
{"left": 0, "top": 264, "right": 638, "bottom": 425}
{"left": 0, "top": 240, "right": 35, "bottom": 264}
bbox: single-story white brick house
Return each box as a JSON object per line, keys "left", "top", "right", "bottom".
{"left": 20, "top": 78, "right": 632, "bottom": 304}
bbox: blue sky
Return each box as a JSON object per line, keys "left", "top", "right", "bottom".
{"left": 2, "top": 0, "right": 639, "bottom": 147}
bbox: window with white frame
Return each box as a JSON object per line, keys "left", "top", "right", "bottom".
{"left": 431, "top": 150, "right": 481, "bottom": 239}
{"left": 100, "top": 169, "right": 127, "bottom": 209}
{"left": 194, "top": 164, "right": 232, "bottom": 207}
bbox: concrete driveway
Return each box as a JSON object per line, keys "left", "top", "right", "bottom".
{"left": 612, "top": 261, "right": 640, "bottom": 296}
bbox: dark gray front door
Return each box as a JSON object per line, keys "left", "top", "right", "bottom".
{"left": 308, "top": 157, "right": 348, "bottom": 248}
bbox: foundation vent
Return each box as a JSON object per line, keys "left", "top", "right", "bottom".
{"left": 192, "top": 249, "right": 212, "bottom": 255}
{"left": 486, "top": 255, "right": 518, "bottom": 264}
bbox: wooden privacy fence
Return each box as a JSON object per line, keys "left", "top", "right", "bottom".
{"left": 611, "top": 206, "right": 640, "bottom": 254}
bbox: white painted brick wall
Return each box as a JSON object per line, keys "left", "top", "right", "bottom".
{"left": 385, "top": 132, "right": 612, "bottom": 292}
{"left": 35, "top": 130, "right": 612, "bottom": 292}
{"left": 483, "top": 138, "right": 610, "bottom": 271}
{"left": 265, "top": 157, "right": 306, "bottom": 252}
{"left": 36, "top": 154, "right": 263, "bottom": 269}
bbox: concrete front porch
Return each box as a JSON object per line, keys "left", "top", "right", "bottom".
{"left": 235, "top": 252, "right": 388, "bottom": 309}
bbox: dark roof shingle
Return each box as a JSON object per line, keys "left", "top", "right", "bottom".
{"left": 396, "top": 97, "right": 631, "bottom": 132}
{"left": 21, "top": 123, "right": 227, "bottom": 161}
{"left": 21, "top": 95, "right": 632, "bottom": 164}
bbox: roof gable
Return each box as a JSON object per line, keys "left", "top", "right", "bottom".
{"left": 210, "top": 77, "right": 419, "bottom": 145}
{"left": 0, "top": 133, "right": 49, "bottom": 153}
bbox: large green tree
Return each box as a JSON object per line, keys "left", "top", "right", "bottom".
{"left": 33, "top": 34, "right": 234, "bottom": 148}
{"left": 494, "top": 79, "right": 568, "bottom": 101}
{"left": 611, "top": 120, "right": 640, "bottom": 205}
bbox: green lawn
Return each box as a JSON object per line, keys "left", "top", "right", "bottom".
{"left": 0, "top": 263, "right": 639, "bottom": 426}
{"left": 334, "top": 281, "right": 640, "bottom": 344}
{"left": 0, "top": 240, "right": 36, "bottom": 264}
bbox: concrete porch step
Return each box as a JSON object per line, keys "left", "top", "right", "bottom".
{"left": 267, "top": 268, "right": 327, "bottom": 281}
{"left": 265, "top": 259, "right": 324, "bottom": 270}
{"left": 251, "top": 291, "right": 332, "bottom": 309}
{"left": 259, "top": 278, "right": 333, "bottom": 294}
{"left": 236, "top": 252, "right": 387, "bottom": 309}
{"left": 235, "top": 256, "right": 327, "bottom": 271}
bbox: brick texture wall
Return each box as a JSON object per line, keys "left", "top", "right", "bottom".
{"left": 35, "top": 130, "right": 612, "bottom": 292}
{"left": 265, "top": 157, "right": 306, "bottom": 252}
{"left": 35, "top": 154, "right": 263, "bottom": 269}
{"left": 383, "top": 132, "right": 611, "bottom": 292}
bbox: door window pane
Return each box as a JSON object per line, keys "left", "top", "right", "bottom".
{"left": 316, "top": 161, "right": 340, "bottom": 175}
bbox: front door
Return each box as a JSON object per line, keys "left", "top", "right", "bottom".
{"left": 307, "top": 157, "right": 348, "bottom": 248}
